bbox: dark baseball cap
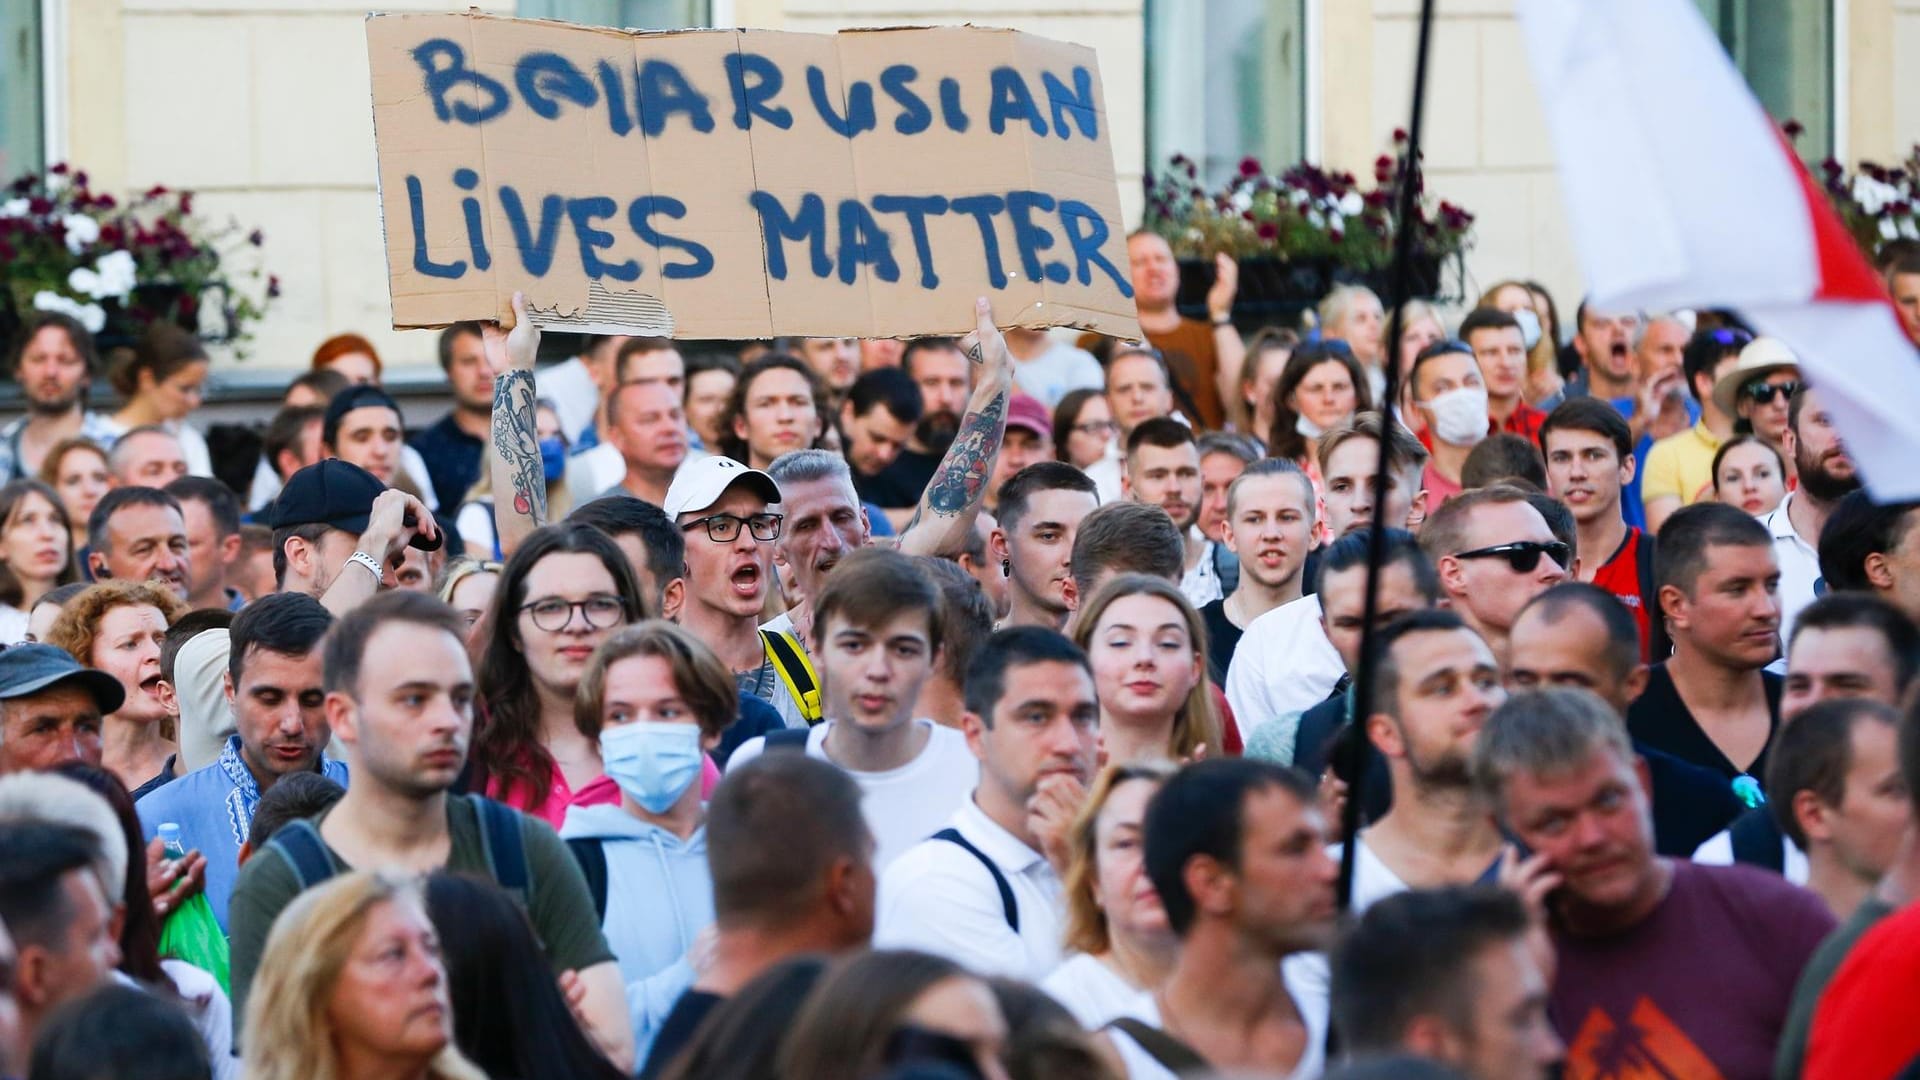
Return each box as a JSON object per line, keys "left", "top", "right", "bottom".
{"left": 0, "top": 644, "right": 125, "bottom": 715}
{"left": 322, "top": 385, "right": 405, "bottom": 448}
{"left": 265, "top": 459, "right": 442, "bottom": 551}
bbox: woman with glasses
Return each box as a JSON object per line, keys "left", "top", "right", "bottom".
{"left": 1052, "top": 389, "right": 1124, "bottom": 505}
{"left": 471, "top": 522, "right": 649, "bottom": 828}
{"left": 1711, "top": 338, "right": 1801, "bottom": 488}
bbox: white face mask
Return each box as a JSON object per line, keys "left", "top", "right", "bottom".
{"left": 1513, "top": 307, "right": 1543, "bottom": 351}
{"left": 1423, "top": 386, "right": 1491, "bottom": 447}
{"left": 1295, "top": 413, "right": 1326, "bottom": 440}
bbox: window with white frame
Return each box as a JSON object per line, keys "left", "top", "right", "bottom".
{"left": 516, "top": 0, "right": 711, "bottom": 29}
{"left": 1145, "top": 0, "right": 1307, "bottom": 187}
{"left": 0, "top": 3, "right": 43, "bottom": 179}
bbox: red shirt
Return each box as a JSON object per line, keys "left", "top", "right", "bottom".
{"left": 1590, "top": 527, "right": 1653, "bottom": 661}
{"left": 1500, "top": 401, "right": 1548, "bottom": 441}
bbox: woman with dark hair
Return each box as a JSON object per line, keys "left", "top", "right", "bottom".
{"left": 471, "top": 522, "right": 648, "bottom": 828}
{"left": 654, "top": 957, "right": 830, "bottom": 1080}
{"left": 1712, "top": 433, "right": 1789, "bottom": 517}
{"left": 779, "top": 950, "right": 1011, "bottom": 1080}
{"left": 105, "top": 323, "right": 212, "bottom": 476}
{"left": 0, "top": 479, "right": 76, "bottom": 643}
{"left": 1265, "top": 341, "right": 1373, "bottom": 479}
{"left": 48, "top": 762, "right": 235, "bottom": 1080}
{"left": 28, "top": 984, "right": 212, "bottom": 1080}
{"left": 1052, "top": 388, "right": 1118, "bottom": 471}
{"left": 422, "top": 873, "right": 627, "bottom": 1080}
{"left": 984, "top": 978, "right": 1120, "bottom": 1080}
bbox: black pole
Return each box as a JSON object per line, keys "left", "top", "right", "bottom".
{"left": 1336, "top": 0, "right": 1440, "bottom": 912}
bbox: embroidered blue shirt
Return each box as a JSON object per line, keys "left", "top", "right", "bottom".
{"left": 136, "top": 735, "right": 350, "bottom": 933}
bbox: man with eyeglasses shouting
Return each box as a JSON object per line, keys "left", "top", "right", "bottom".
{"left": 1417, "top": 485, "right": 1571, "bottom": 670}
{"left": 664, "top": 455, "right": 816, "bottom": 729}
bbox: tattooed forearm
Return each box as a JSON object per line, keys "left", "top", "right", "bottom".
{"left": 492, "top": 370, "right": 547, "bottom": 525}
{"left": 926, "top": 391, "right": 1006, "bottom": 517}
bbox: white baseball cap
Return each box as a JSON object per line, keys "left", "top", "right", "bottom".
{"left": 662, "top": 455, "right": 783, "bottom": 517}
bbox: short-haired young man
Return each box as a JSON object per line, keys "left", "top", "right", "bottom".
{"left": 1318, "top": 412, "right": 1430, "bottom": 540}
{"left": 1627, "top": 502, "right": 1783, "bottom": 788}
{"left": 566, "top": 336, "right": 689, "bottom": 498}
{"left": 1331, "top": 886, "right": 1562, "bottom": 1080}
{"left": 1460, "top": 432, "right": 1548, "bottom": 492}
{"left": 0, "top": 823, "right": 119, "bottom": 1065}
{"left": 991, "top": 461, "right": 1101, "bottom": 631}
{"left": 640, "top": 753, "right": 876, "bottom": 1077}
{"left": 228, "top": 590, "right": 632, "bottom": 1068}
{"left": 264, "top": 459, "right": 440, "bottom": 615}
{"left": 1195, "top": 431, "right": 1260, "bottom": 596}
{"left": 875, "top": 627, "right": 1099, "bottom": 979}
{"left": 107, "top": 425, "right": 189, "bottom": 488}
{"left": 1105, "top": 345, "right": 1177, "bottom": 440}
{"left": 913, "top": 556, "right": 997, "bottom": 729}
{"left": 322, "top": 385, "right": 416, "bottom": 501}
{"left": 1640, "top": 326, "right": 1749, "bottom": 534}
{"left": 683, "top": 351, "right": 739, "bottom": 452}
{"left": 1121, "top": 758, "right": 1336, "bottom": 1076}
{"left": 1507, "top": 583, "right": 1745, "bottom": 857}
{"left": 86, "top": 486, "right": 191, "bottom": 603}
{"left": 1200, "top": 459, "right": 1316, "bottom": 683}
{"left": 1418, "top": 484, "right": 1570, "bottom": 667}
{"left": 1461, "top": 306, "right": 1547, "bottom": 441}
{"left": 1763, "top": 701, "right": 1906, "bottom": 920}
{"left": 1123, "top": 418, "right": 1215, "bottom": 606}
{"left": 1474, "top": 687, "right": 1834, "bottom": 1080}
{"left": 1068, "top": 502, "right": 1184, "bottom": 611}
{"left": 1408, "top": 340, "right": 1490, "bottom": 505}
{"left": 134, "top": 592, "right": 347, "bottom": 932}
{"left": 1815, "top": 490, "right": 1920, "bottom": 622}
{"left": 0, "top": 644, "right": 122, "bottom": 776}
{"left": 730, "top": 549, "right": 977, "bottom": 871}
{"left": 164, "top": 475, "right": 244, "bottom": 613}
{"left": 838, "top": 366, "right": 923, "bottom": 480}
{"left": 1766, "top": 386, "right": 1861, "bottom": 645}
{"left": 408, "top": 321, "right": 492, "bottom": 514}
{"left": 1539, "top": 398, "right": 1661, "bottom": 658}
{"left": 1692, "top": 592, "right": 1918, "bottom": 885}
{"left": 1346, "top": 610, "right": 1509, "bottom": 911}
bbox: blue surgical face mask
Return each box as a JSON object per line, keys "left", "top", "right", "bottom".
{"left": 601, "top": 722, "right": 704, "bottom": 814}
{"left": 539, "top": 436, "right": 567, "bottom": 484}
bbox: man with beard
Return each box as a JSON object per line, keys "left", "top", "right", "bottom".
{"left": 1122, "top": 419, "right": 1215, "bottom": 607}
{"left": 838, "top": 367, "right": 922, "bottom": 484}
{"left": 857, "top": 337, "right": 970, "bottom": 521}
{"left": 1343, "top": 609, "right": 1510, "bottom": 912}
{"left": 134, "top": 592, "right": 349, "bottom": 932}
{"left": 0, "top": 314, "right": 118, "bottom": 481}
{"left": 86, "top": 487, "right": 191, "bottom": 603}
{"left": 408, "top": 322, "right": 493, "bottom": 513}
{"left": 1766, "top": 385, "right": 1859, "bottom": 644}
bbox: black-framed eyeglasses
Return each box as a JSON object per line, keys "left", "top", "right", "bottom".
{"left": 518, "top": 594, "right": 628, "bottom": 632}
{"left": 1741, "top": 380, "right": 1799, "bottom": 406}
{"left": 1072, "top": 419, "right": 1120, "bottom": 436}
{"left": 680, "top": 512, "right": 783, "bottom": 543}
{"left": 1455, "top": 540, "right": 1571, "bottom": 574}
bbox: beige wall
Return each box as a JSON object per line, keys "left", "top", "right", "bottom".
{"left": 54, "top": 0, "right": 1905, "bottom": 371}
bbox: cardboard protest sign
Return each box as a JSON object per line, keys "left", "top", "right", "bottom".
{"left": 365, "top": 12, "right": 1141, "bottom": 340}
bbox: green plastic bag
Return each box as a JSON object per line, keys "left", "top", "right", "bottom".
{"left": 155, "top": 824, "right": 231, "bottom": 994}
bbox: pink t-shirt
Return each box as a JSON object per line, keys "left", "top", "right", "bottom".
{"left": 488, "top": 761, "right": 621, "bottom": 830}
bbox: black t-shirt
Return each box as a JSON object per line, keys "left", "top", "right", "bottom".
{"left": 1199, "top": 599, "right": 1242, "bottom": 686}
{"left": 1636, "top": 742, "right": 1747, "bottom": 857}
{"left": 1626, "top": 663, "right": 1783, "bottom": 786}
{"left": 641, "top": 989, "right": 725, "bottom": 1079}
{"left": 854, "top": 448, "right": 940, "bottom": 509}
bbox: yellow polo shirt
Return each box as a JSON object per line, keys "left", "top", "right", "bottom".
{"left": 1642, "top": 421, "right": 1724, "bottom": 507}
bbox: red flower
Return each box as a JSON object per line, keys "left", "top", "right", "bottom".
{"left": 94, "top": 194, "right": 115, "bottom": 210}
{"left": 144, "top": 184, "right": 169, "bottom": 200}
{"left": 48, "top": 163, "right": 68, "bottom": 176}
{"left": 1392, "top": 128, "right": 1409, "bottom": 144}
{"left": 267, "top": 275, "right": 282, "bottom": 298}
{"left": 1238, "top": 156, "right": 1263, "bottom": 177}
{"left": 1329, "top": 227, "right": 1344, "bottom": 243}
{"left": 178, "top": 192, "right": 194, "bottom": 214}
{"left": 1256, "top": 222, "right": 1278, "bottom": 241}
{"left": 1241, "top": 210, "right": 1255, "bottom": 222}
{"left": 1782, "top": 119, "right": 1805, "bottom": 139}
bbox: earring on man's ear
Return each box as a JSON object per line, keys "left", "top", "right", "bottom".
{"left": 1002, "top": 559, "right": 1012, "bottom": 577}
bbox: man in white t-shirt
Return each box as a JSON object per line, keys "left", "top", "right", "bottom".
{"left": 875, "top": 626, "right": 1099, "bottom": 980}
{"left": 1005, "top": 327, "right": 1104, "bottom": 409}
{"left": 730, "top": 547, "right": 976, "bottom": 871}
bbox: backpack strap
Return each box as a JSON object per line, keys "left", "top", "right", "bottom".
{"left": 932, "top": 827, "right": 1018, "bottom": 933}
{"left": 1728, "top": 807, "right": 1787, "bottom": 873}
{"left": 566, "top": 836, "right": 610, "bottom": 922}
{"left": 1635, "top": 529, "right": 1672, "bottom": 661}
{"left": 760, "top": 630, "right": 823, "bottom": 725}
{"left": 765, "top": 728, "right": 811, "bottom": 752}
{"left": 1105, "top": 1018, "right": 1209, "bottom": 1076}
{"left": 266, "top": 819, "right": 338, "bottom": 892}
{"left": 469, "top": 794, "right": 532, "bottom": 899}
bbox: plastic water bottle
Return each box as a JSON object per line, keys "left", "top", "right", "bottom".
{"left": 153, "top": 821, "right": 232, "bottom": 993}
{"left": 157, "top": 822, "right": 187, "bottom": 861}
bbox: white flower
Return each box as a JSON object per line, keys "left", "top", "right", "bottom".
{"left": 1854, "top": 175, "right": 1900, "bottom": 216}
{"left": 60, "top": 213, "right": 100, "bottom": 256}
{"left": 44, "top": 173, "right": 66, "bottom": 195}
{"left": 1902, "top": 217, "right": 1920, "bottom": 241}
{"left": 1287, "top": 188, "right": 1309, "bottom": 208}
{"left": 1307, "top": 209, "right": 1326, "bottom": 229}
{"left": 0, "top": 198, "right": 28, "bottom": 219}
{"left": 1338, "top": 192, "right": 1364, "bottom": 217}
{"left": 1881, "top": 218, "right": 1899, "bottom": 241}
{"left": 70, "top": 250, "right": 138, "bottom": 300}
{"left": 1229, "top": 189, "right": 1253, "bottom": 214}
{"left": 67, "top": 267, "right": 102, "bottom": 297}
{"left": 30, "top": 291, "right": 106, "bottom": 333}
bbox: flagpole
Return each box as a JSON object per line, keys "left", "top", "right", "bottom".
{"left": 1336, "top": 0, "right": 1439, "bottom": 913}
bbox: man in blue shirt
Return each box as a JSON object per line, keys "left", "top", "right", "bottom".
{"left": 136, "top": 591, "right": 348, "bottom": 931}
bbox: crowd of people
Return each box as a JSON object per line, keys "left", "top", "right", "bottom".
{"left": 3, "top": 227, "right": 1920, "bottom": 1080}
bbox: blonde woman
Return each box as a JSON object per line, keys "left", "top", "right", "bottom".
{"left": 1479, "top": 278, "right": 1565, "bottom": 405}
{"left": 1070, "top": 574, "right": 1220, "bottom": 765}
{"left": 1042, "top": 762, "right": 1175, "bottom": 1028}
{"left": 243, "top": 870, "right": 487, "bottom": 1080}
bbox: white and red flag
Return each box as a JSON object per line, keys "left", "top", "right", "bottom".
{"left": 1517, "top": 0, "right": 1920, "bottom": 498}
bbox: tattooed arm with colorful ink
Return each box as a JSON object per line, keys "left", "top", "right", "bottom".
{"left": 898, "top": 298, "right": 1014, "bottom": 559}
{"left": 481, "top": 291, "right": 546, "bottom": 559}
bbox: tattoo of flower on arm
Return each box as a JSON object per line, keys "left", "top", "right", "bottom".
{"left": 926, "top": 391, "right": 1007, "bottom": 517}
{"left": 493, "top": 370, "right": 547, "bottom": 523}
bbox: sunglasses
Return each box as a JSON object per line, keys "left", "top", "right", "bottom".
{"left": 1456, "top": 540, "right": 1571, "bottom": 574}
{"left": 1741, "top": 380, "right": 1799, "bottom": 406}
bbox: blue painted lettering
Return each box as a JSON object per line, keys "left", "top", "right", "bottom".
{"left": 807, "top": 65, "right": 876, "bottom": 138}
{"left": 880, "top": 66, "right": 931, "bottom": 135}
{"left": 725, "top": 52, "right": 793, "bottom": 130}
{"left": 1005, "top": 190, "right": 1066, "bottom": 283}
{"left": 638, "top": 59, "right": 716, "bottom": 136}
{"left": 948, "top": 195, "right": 1009, "bottom": 289}
{"left": 566, "top": 197, "right": 640, "bottom": 282}
{"left": 1041, "top": 67, "right": 1098, "bottom": 141}
{"left": 749, "top": 191, "right": 832, "bottom": 280}
{"left": 629, "top": 196, "right": 715, "bottom": 280}
{"left": 835, "top": 200, "right": 899, "bottom": 284}
{"left": 1058, "top": 200, "right": 1131, "bottom": 295}
{"left": 406, "top": 175, "right": 466, "bottom": 279}
{"left": 452, "top": 169, "right": 491, "bottom": 272}
{"left": 515, "top": 52, "right": 597, "bottom": 121}
{"left": 412, "top": 39, "right": 509, "bottom": 125}
{"left": 988, "top": 67, "right": 1047, "bottom": 136}
{"left": 938, "top": 77, "right": 970, "bottom": 132}
{"left": 596, "top": 60, "right": 634, "bottom": 135}
{"left": 870, "top": 194, "right": 948, "bottom": 288}
{"left": 498, "top": 186, "right": 565, "bottom": 277}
